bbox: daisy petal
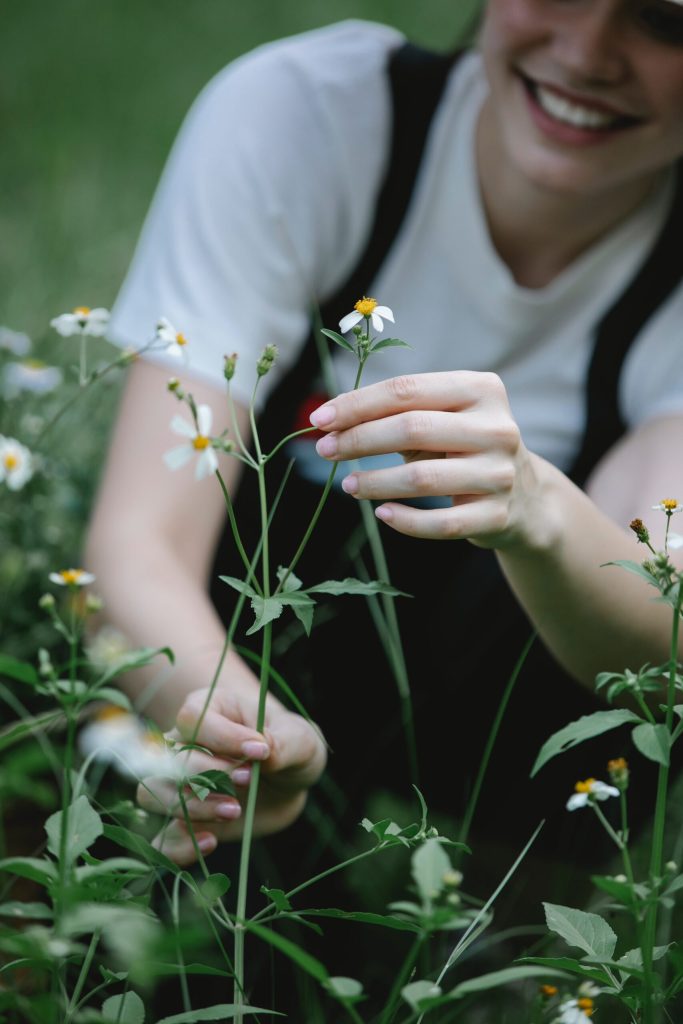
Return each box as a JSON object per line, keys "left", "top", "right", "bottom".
{"left": 566, "top": 793, "right": 588, "bottom": 811}
{"left": 370, "top": 312, "right": 386, "bottom": 333}
{"left": 197, "top": 404, "right": 213, "bottom": 436}
{"left": 374, "top": 305, "right": 394, "bottom": 322}
{"left": 196, "top": 448, "right": 219, "bottom": 479}
{"left": 339, "top": 310, "right": 363, "bottom": 334}
{"left": 163, "top": 446, "right": 192, "bottom": 471}
{"left": 169, "top": 414, "right": 196, "bottom": 439}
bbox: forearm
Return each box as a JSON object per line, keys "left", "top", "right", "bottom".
{"left": 496, "top": 455, "right": 676, "bottom": 689}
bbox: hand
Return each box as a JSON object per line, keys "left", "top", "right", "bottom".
{"left": 310, "top": 371, "right": 544, "bottom": 547}
{"left": 137, "top": 685, "right": 327, "bottom": 866}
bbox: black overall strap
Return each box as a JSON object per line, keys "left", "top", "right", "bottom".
{"left": 569, "top": 164, "right": 683, "bottom": 487}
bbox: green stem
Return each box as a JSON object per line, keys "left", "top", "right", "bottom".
{"left": 65, "top": 929, "right": 99, "bottom": 1021}
{"left": 379, "top": 933, "right": 425, "bottom": 1024}
{"left": 214, "top": 468, "right": 263, "bottom": 594}
{"left": 265, "top": 425, "right": 317, "bottom": 461}
{"left": 79, "top": 334, "right": 87, "bottom": 387}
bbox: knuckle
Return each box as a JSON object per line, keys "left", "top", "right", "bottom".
{"left": 492, "top": 461, "right": 516, "bottom": 492}
{"left": 489, "top": 505, "right": 510, "bottom": 534}
{"left": 388, "top": 374, "right": 418, "bottom": 404}
{"left": 479, "top": 371, "right": 505, "bottom": 397}
{"left": 403, "top": 412, "right": 431, "bottom": 445}
{"left": 409, "top": 460, "right": 438, "bottom": 493}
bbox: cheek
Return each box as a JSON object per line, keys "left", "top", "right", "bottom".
{"left": 481, "top": 0, "right": 548, "bottom": 53}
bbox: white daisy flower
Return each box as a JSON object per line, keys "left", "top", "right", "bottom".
{"left": 577, "top": 982, "right": 601, "bottom": 998}
{"left": 339, "top": 297, "right": 395, "bottom": 335}
{"left": 0, "top": 437, "right": 34, "bottom": 491}
{"left": 566, "top": 777, "right": 620, "bottom": 811}
{"left": 554, "top": 996, "right": 595, "bottom": 1023}
{"left": 0, "top": 326, "right": 31, "bottom": 356}
{"left": 154, "top": 316, "right": 189, "bottom": 360}
{"left": 667, "top": 532, "right": 683, "bottom": 549}
{"left": 50, "top": 306, "right": 110, "bottom": 338}
{"left": 85, "top": 625, "right": 130, "bottom": 673}
{"left": 3, "top": 360, "right": 63, "bottom": 398}
{"left": 651, "top": 499, "right": 683, "bottom": 515}
{"left": 79, "top": 706, "right": 183, "bottom": 780}
{"left": 48, "top": 568, "right": 96, "bottom": 588}
{"left": 163, "top": 403, "right": 218, "bottom": 480}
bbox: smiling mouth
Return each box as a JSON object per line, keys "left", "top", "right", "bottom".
{"left": 521, "top": 74, "right": 641, "bottom": 133}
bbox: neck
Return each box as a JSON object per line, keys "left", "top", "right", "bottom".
{"left": 476, "top": 98, "right": 660, "bottom": 289}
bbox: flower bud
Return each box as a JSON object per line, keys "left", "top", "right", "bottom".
{"left": 84, "top": 593, "right": 104, "bottom": 614}
{"left": 38, "top": 593, "right": 56, "bottom": 610}
{"left": 223, "top": 352, "right": 238, "bottom": 381}
{"left": 665, "top": 860, "right": 678, "bottom": 874}
{"left": 38, "top": 648, "right": 53, "bottom": 677}
{"left": 539, "top": 984, "right": 558, "bottom": 999}
{"left": 613, "top": 873, "right": 628, "bottom": 884}
{"left": 607, "top": 757, "right": 629, "bottom": 791}
{"left": 442, "top": 869, "right": 463, "bottom": 888}
{"left": 256, "top": 344, "right": 278, "bottom": 377}
{"left": 167, "top": 377, "right": 181, "bottom": 392}
{"left": 629, "top": 518, "right": 650, "bottom": 544}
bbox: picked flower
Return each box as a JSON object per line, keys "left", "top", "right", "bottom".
{"left": 163, "top": 403, "right": 218, "bottom": 479}
{"left": 566, "top": 777, "right": 619, "bottom": 811}
{"left": 607, "top": 757, "right": 629, "bottom": 790}
{"left": 78, "top": 706, "right": 183, "bottom": 780}
{"left": 155, "top": 317, "right": 189, "bottom": 359}
{"left": 3, "top": 359, "right": 63, "bottom": 398}
{"left": 555, "top": 997, "right": 594, "bottom": 1022}
{"left": 0, "top": 326, "right": 31, "bottom": 356}
{"left": 48, "top": 568, "right": 96, "bottom": 588}
{"left": 0, "top": 436, "right": 34, "bottom": 491}
{"left": 652, "top": 498, "right": 683, "bottom": 515}
{"left": 50, "top": 306, "right": 110, "bottom": 337}
{"left": 339, "top": 297, "right": 395, "bottom": 335}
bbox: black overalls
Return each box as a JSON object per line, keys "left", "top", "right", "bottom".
{"left": 208, "top": 40, "right": 683, "bottom": 961}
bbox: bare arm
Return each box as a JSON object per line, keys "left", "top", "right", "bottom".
{"left": 309, "top": 372, "right": 683, "bottom": 688}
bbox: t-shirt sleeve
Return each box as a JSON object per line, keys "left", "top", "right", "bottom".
{"left": 107, "top": 22, "right": 399, "bottom": 408}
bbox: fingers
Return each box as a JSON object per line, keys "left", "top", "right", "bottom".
{"left": 137, "top": 772, "right": 244, "bottom": 822}
{"left": 175, "top": 703, "right": 271, "bottom": 763}
{"left": 341, "top": 453, "right": 513, "bottom": 501}
{"left": 153, "top": 820, "right": 219, "bottom": 867}
{"left": 315, "top": 410, "right": 489, "bottom": 461}
{"left": 374, "top": 498, "right": 511, "bottom": 541}
{"left": 260, "top": 711, "right": 327, "bottom": 790}
{"left": 309, "top": 371, "right": 508, "bottom": 432}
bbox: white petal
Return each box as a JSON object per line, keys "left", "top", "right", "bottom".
{"left": 196, "top": 404, "right": 213, "bottom": 436}
{"left": 566, "top": 793, "right": 588, "bottom": 811}
{"left": 169, "top": 414, "right": 196, "bottom": 439}
{"left": 339, "top": 311, "right": 363, "bottom": 334}
{"left": 163, "top": 445, "right": 192, "bottom": 471}
{"left": 196, "top": 447, "right": 218, "bottom": 480}
{"left": 593, "top": 782, "right": 620, "bottom": 800}
{"left": 50, "top": 314, "right": 80, "bottom": 337}
{"left": 49, "top": 572, "right": 68, "bottom": 586}
{"left": 370, "top": 311, "right": 385, "bottom": 333}
{"left": 374, "top": 305, "right": 394, "bottom": 323}
{"left": 669, "top": 532, "right": 683, "bottom": 549}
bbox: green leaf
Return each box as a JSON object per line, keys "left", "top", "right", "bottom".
{"left": 281, "top": 592, "right": 316, "bottom": 636}
{"left": 246, "top": 921, "right": 328, "bottom": 982}
{"left": 261, "top": 887, "right": 292, "bottom": 912}
{"left": 154, "top": 1008, "right": 282, "bottom": 1023}
{"left": 402, "top": 980, "right": 442, "bottom": 1012}
{"left": 0, "top": 654, "right": 39, "bottom": 686}
{"left": 92, "top": 688, "right": 133, "bottom": 712}
{"left": 518, "top": 956, "right": 613, "bottom": 986}
{"left": 369, "top": 337, "right": 410, "bottom": 352}
{"left": 543, "top": 903, "right": 617, "bottom": 959}
{"left": 75, "top": 857, "right": 152, "bottom": 881}
{"left": 531, "top": 709, "right": 642, "bottom": 776}
{"left": 298, "top": 908, "right": 420, "bottom": 934}
{"left": 590, "top": 875, "right": 638, "bottom": 905}
{"left": 0, "top": 710, "right": 64, "bottom": 753}
{"left": 246, "top": 597, "right": 284, "bottom": 636}
{"left": 632, "top": 722, "right": 670, "bottom": 766}
{"left": 198, "top": 873, "right": 231, "bottom": 903}
{"left": 320, "top": 327, "right": 354, "bottom": 352}
{"left": 187, "top": 770, "right": 236, "bottom": 798}
{"left": 275, "top": 566, "right": 303, "bottom": 592}
{"left": 218, "top": 575, "right": 258, "bottom": 599}
{"left": 102, "top": 825, "right": 177, "bottom": 872}
{"left": 98, "top": 647, "right": 174, "bottom": 687}
{"left": 306, "top": 577, "right": 406, "bottom": 597}
{"left": 0, "top": 857, "right": 57, "bottom": 887}
{"left": 0, "top": 901, "right": 53, "bottom": 920}
{"left": 412, "top": 838, "right": 452, "bottom": 904}
{"left": 448, "top": 965, "right": 573, "bottom": 999}
{"left": 102, "top": 992, "right": 145, "bottom": 1024}
{"left": 325, "top": 976, "right": 363, "bottom": 1000}
{"left": 663, "top": 873, "right": 683, "bottom": 897}
{"left": 45, "top": 795, "right": 103, "bottom": 863}
{"left": 603, "top": 559, "right": 659, "bottom": 587}
{"left": 618, "top": 945, "right": 671, "bottom": 970}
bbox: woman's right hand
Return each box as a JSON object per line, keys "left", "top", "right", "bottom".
{"left": 137, "top": 684, "right": 327, "bottom": 866}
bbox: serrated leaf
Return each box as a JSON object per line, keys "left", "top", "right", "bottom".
{"left": 261, "top": 887, "right": 292, "bottom": 912}
{"left": 45, "top": 795, "right": 103, "bottom": 863}
{"left": 218, "top": 576, "right": 259, "bottom": 599}
{"left": 320, "top": 327, "right": 355, "bottom": 352}
{"left": 369, "top": 337, "right": 410, "bottom": 352}
{"left": 283, "top": 593, "right": 315, "bottom": 636}
{"left": 98, "top": 647, "right": 174, "bottom": 687}
{"left": 618, "top": 945, "right": 671, "bottom": 970}
{"left": 543, "top": 903, "right": 617, "bottom": 959}
{"left": 518, "top": 956, "right": 612, "bottom": 986}
{"left": 246, "top": 921, "right": 328, "bottom": 982}
{"left": 325, "top": 976, "right": 363, "bottom": 1000}
{"left": 632, "top": 722, "right": 670, "bottom": 766}
{"left": 246, "top": 597, "right": 284, "bottom": 635}
{"left": 604, "top": 559, "right": 659, "bottom": 587}
{"left": 298, "top": 908, "right": 421, "bottom": 933}
{"left": 275, "top": 566, "right": 303, "bottom": 592}
{"left": 0, "top": 856, "right": 58, "bottom": 886}
{"left": 402, "top": 980, "right": 442, "bottom": 1012}
{"left": 187, "top": 770, "right": 236, "bottom": 798}
{"left": 154, "top": 1007, "right": 282, "bottom": 1023}
{"left": 0, "top": 901, "right": 53, "bottom": 920}
{"left": 102, "top": 992, "right": 145, "bottom": 1024}
{"left": 306, "top": 577, "right": 406, "bottom": 597}
{"left": 412, "top": 838, "right": 451, "bottom": 904}
{"left": 0, "top": 654, "right": 39, "bottom": 686}
{"left": 532, "top": 709, "right": 642, "bottom": 776}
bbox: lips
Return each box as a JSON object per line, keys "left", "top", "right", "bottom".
{"left": 519, "top": 72, "right": 642, "bottom": 143}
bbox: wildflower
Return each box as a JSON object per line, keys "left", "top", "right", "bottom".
{"left": 607, "top": 757, "right": 629, "bottom": 790}
{"left": 540, "top": 984, "right": 559, "bottom": 998}
{"left": 577, "top": 982, "right": 600, "bottom": 998}
{"left": 50, "top": 306, "right": 110, "bottom": 337}
{"left": 38, "top": 593, "right": 56, "bottom": 611}
{"left": 665, "top": 860, "right": 678, "bottom": 873}
{"left": 668, "top": 532, "right": 683, "bottom": 549}
{"left": 256, "top": 344, "right": 278, "bottom": 377}
{"left": 163, "top": 404, "right": 218, "bottom": 479}
{"left": 0, "top": 437, "right": 34, "bottom": 491}
{"left": 2, "top": 359, "right": 63, "bottom": 398}
{"left": 612, "top": 873, "right": 628, "bottom": 883}
{"left": 0, "top": 326, "right": 31, "bottom": 356}
{"left": 224, "top": 352, "right": 238, "bottom": 382}
{"left": 85, "top": 625, "right": 130, "bottom": 673}
{"left": 154, "top": 317, "right": 189, "bottom": 359}
{"left": 167, "top": 377, "right": 181, "bottom": 393}
{"left": 339, "top": 297, "right": 395, "bottom": 335}
{"left": 48, "top": 568, "right": 96, "bottom": 588}
{"left": 652, "top": 498, "right": 682, "bottom": 515}
{"left": 78, "top": 706, "right": 183, "bottom": 780}
{"left": 629, "top": 518, "right": 650, "bottom": 544}
{"left": 555, "top": 997, "right": 594, "bottom": 1022}
{"left": 566, "top": 777, "right": 620, "bottom": 811}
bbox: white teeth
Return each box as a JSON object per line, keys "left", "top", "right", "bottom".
{"left": 535, "top": 84, "right": 620, "bottom": 130}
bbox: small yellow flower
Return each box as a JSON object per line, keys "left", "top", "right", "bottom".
{"left": 51, "top": 307, "right": 109, "bottom": 337}
{"left": 155, "top": 317, "right": 189, "bottom": 360}
{"left": 48, "top": 568, "right": 96, "bottom": 588}
{"left": 607, "top": 757, "right": 629, "bottom": 790}
{"left": 540, "top": 984, "right": 558, "bottom": 998}
{"left": 652, "top": 498, "right": 683, "bottom": 515}
{"left": 339, "top": 297, "right": 395, "bottom": 335}
{"left": 566, "top": 777, "right": 619, "bottom": 811}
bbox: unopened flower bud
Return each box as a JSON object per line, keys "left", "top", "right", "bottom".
{"left": 84, "top": 593, "right": 104, "bottom": 614}
{"left": 539, "top": 984, "right": 558, "bottom": 999}
{"left": 613, "top": 873, "right": 628, "bottom": 884}
{"left": 223, "top": 352, "right": 238, "bottom": 381}
{"left": 629, "top": 518, "right": 650, "bottom": 544}
{"left": 38, "top": 648, "right": 53, "bottom": 677}
{"left": 655, "top": 551, "right": 670, "bottom": 568}
{"left": 665, "top": 860, "right": 678, "bottom": 874}
{"left": 607, "top": 756, "right": 629, "bottom": 790}
{"left": 38, "top": 593, "right": 56, "bottom": 611}
{"left": 446, "top": 892, "right": 461, "bottom": 907}
{"left": 256, "top": 344, "right": 278, "bottom": 377}
{"left": 442, "top": 869, "right": 463, "bottom": 888}
{"left": 352, "top": 324, "right": 363, "bottom": 337}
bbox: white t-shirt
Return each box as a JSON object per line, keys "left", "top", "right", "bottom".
{"left": 108, "top": 19, "right": 683, "bottom": 474}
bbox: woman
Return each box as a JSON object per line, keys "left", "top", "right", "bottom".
{"left": 88, "top": 0, "right": 683, "bottom": 875}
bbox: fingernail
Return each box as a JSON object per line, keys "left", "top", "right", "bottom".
{"left": 232, "top": 767, "right": 251, "bottom": 785}
{"left": 241, "top": 740, "right": 270, "bottom": 759}
{"left": 310, "top": 404, "right": 335, "bottom": 427}
{"left": 198, "top": 835, "right": 216, "bottom": 852}
{"left": 375, "top": 505, "right": 393, "bottom": 523}
{"left": 341, "top": 474, "right": 358, "bottom": 495}
{"left": 315, "top": 434, "right": 338, "bottom": 457}
{"left": 216, "top": 802, "right": 241, "bottom": 819}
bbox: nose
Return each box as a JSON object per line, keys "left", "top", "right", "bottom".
{"left": 553, "top": 2, "right": 628, "bottom": 86}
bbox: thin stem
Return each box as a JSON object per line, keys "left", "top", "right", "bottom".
{"left": 265, "top": 425, "right": 317, "bottom": 462}
{"left": 79, "top": 334, "right": 87, "bottom": 387}
{"left": 275, "top": 463, "right": 339, "bottom": 595}
{"left": 214, "top": 468, "right": 263, "bottom": 594}
{"left": 379, "top": 934, "right": 425, "bottom": 1024}
{"left": 65, "top": 929, "right": 99, "bottom": 1021}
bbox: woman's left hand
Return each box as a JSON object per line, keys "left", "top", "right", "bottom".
{"left": 310, "top": 371, "right": 545, "bottom": 548}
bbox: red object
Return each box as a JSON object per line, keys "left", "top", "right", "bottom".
{"left": 291, "top": 391, "right": 330, "bottom": 439}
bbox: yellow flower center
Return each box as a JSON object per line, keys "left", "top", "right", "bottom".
{"left": 661, "top": 498, "right": 678, "bottom": 511}
{"left": 95, "top": 705, "right": 130, "bottom": 722}
{"left": 60, "top": 568, "right": 85, "bottom": 585}
{"left": 574, "top": 778, "right": 596, "bottom": 794}
{"left": 3, "top": 453, "right": 18, "bottom": 471}
{"left": 540, "top": 984, "right": 558, "bottom": 997}
{"left": 607, "top": 757, "right": 628, "bottom": 772}
{"left": 25, "top": 359, "right": 46, "bottom": 370}
{"left": 176, "top": 332, "right": 187, "bottom": 346}
{"left": 193, "top": 435, "right": 210, "bottom": 451}
{"left": 577, "top": 997, "right": 594, "bottom": 1014}
{"left": 354, "top": 297, "right": 378, "bottom": 317}
{"left": 73, "top": 306, "right": 91, "bottom": 317}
